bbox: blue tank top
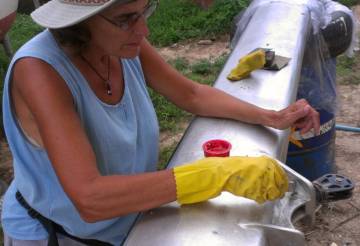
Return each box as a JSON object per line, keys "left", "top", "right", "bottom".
{"left": 1, "top": 30, "right": 159, "bottom": 245}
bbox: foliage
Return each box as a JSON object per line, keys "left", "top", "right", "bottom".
{"left": 0, "top": 14, "right": 43, "bottom": 88}
{"left": 148, "top": 0, "right": 250, "bottom": 46}
{"left": 338, "top": 0, "right": 358, "bottom": 6}
{"left": 337, "top": 55, "right": 360, "bottom": 85}
{"left": 158, "top": 142, "right": 178, "bottom": 170}
{"left": 149, "top": 53, "right": 228, "bottom": 131}
{"left": 191, "top": 59, "right": 212, "bottom": 75}
{"left": 0, "top": 14, "right": 43, "bottom": 79}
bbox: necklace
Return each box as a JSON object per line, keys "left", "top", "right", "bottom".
{"left": 80, "top": 54, "right": 112, "bottom": 96}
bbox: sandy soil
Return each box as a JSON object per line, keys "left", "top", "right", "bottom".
{"left": 157, "top": 35, "right": 231, "bottom": 63}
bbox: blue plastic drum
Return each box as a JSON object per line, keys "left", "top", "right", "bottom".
{"left": 287, "top": 110, "right": 336, "bottom": 181}
{"left": 286, "top": 56, "right": 337, "bottom": 181}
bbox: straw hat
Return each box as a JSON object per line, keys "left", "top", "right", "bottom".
{"left": 31, "top": 0, "right": 132, "bottom": 29}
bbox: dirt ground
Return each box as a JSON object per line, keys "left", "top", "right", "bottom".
{"left": 0, "top": 6, "right": 359, "bottom": 246}
{"left": 301, "top": 84, "right": 360, "bottom": 246}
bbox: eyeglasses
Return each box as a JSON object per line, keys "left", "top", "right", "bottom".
{"left": 100, "top": 0, "right": 158, "bottom": 31}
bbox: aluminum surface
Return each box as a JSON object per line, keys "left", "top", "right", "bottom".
{"left": 125, "top": 1, "right": 316, "bottom": 245}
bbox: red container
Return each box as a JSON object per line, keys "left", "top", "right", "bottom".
{"left": 202, "top": 139, "right": 232, "bottom": 157}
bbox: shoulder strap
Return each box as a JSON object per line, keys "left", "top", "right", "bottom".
{"left": 15, "top": 191, "right": 112, "bottom": 246}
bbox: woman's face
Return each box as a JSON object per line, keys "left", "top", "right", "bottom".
{"left": 86, "top": 0, "right": 150, "bottom": 58}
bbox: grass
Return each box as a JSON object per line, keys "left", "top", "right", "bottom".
{"left": 339, "top": 0, "right": 358, "bottom": 6}
{"left": 152, "top": 54, "right": 228, "bottom": 132}
{"left": 148, "top": 0, "right": 250, "bottom": 46}
{"left": 0, "top": 14, "right": 43, "bottom": 74}
{"left": 147, "top": 0, "right": 354, "bottom": 47}
{"left": 155, "top": 54, "right": 228, "bottom": 167}
{"left": 336, "top": 55, "right": 360, "bottom": 85}
{"left": 158, "top": 141, "right": 178, "bottom": 170}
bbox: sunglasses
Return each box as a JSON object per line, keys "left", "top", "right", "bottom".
{"left": 100, "top": 0, "right": 158, "bottom": 31}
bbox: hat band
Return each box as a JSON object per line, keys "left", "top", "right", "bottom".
{"left": 60, "top": 0, "right": 110, "bottom": 6}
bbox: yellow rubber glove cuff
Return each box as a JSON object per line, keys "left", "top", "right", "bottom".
{"left": 173, "top": 156, "right": 288, "bottom": 205}
{"left": 227, "top": 49, "right": 266, "bottom": 81}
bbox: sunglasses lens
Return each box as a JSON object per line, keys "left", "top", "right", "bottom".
{"left": 101, "top": 0, "right": 158, "bottom": 31}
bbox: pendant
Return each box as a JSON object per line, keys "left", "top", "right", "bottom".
{"left": 106, "top": 81, "right": 112, "bottom": 96}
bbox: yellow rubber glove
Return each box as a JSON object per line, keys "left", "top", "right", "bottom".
{"left": 174, "top": 156, "right": 288, "bottom": 204}
{"left": 227, "top": 49, "right": 266, "bottom": 81}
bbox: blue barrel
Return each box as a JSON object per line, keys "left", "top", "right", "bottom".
{"left": 286, "top": 56, "right": 337, "bottom": 181}
{"left": 286, "top": 110, "right": 336, "bottom": 181}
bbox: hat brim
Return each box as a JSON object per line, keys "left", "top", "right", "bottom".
{"left": 31, "top": 0, "right": 119, "bottom": 29}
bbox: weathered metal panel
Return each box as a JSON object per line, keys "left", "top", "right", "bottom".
{"left": 125, "top": 1, "right": 317, "bottom": 245}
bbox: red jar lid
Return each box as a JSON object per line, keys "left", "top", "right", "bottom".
{"left": 202, "top": 139, "right": 232, "bottom": 157}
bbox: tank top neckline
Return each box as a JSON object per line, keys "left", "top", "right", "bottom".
{"left": 46, "top": 30, "right": 129, "bottom": 108}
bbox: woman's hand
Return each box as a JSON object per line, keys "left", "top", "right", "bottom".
{"left": 174, "top": 155, "right": 288, "bottom": 205}
{"left": 269, "top": 99, "right": 320, "bottom": 135}
{"left": 139, "top": 41, "right": 320, "bottom": 135}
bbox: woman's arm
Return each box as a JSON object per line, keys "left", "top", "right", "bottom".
{"left": 139, "top": 39, "right": 320, "bottom": 134}
{"left": 12, "top": 58, "right": 177, "bottom": 222}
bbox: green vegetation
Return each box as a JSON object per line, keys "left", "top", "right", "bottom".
{"left": 0, "top": 14, "right": 43, "bottom": 76}
{"left": 154, "top": 53, "right": 228, "bottom": 167}
{"left": 151, "top": 54, "right": 228, "bottom": 131}
{"left": 148, "top": 0, "right": 250, "bottom": 46}
{"left": 0, "top": 14, "right": 43, "bottom": 85}
{"left": 158, "top": 142, "right": 178, "bottom": 170}
{"left": 336, "top": 55, "right": 360, "bottom": 85}
{"left": 339, "top": 0, "right": 358, "bottom": 6}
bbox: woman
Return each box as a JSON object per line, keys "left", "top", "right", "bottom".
{"left": 2, "top": 0, "right": 320, "bottom": 245}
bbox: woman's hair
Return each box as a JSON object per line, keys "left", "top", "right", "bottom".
{"left": 48, "top": 0, "right": 138, "bottom": 51}
{"left": 50, "top": 23, "right": 91, "bottom": 52}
